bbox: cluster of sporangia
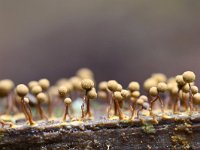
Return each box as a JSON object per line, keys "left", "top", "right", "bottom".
{"left": 0, "top": 68, "right": 200, "bottom": 127}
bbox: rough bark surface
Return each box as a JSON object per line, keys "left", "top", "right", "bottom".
{"left": 0, "top": 116, "right": 200, "bottom": 150}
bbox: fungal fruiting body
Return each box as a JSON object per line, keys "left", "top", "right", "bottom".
{"left": 81, "top": 79, "right": 96, "bottom": 119}
{"left": 0, "top": 69, "right": 199, "bottom": 128}
{"left": 36, "top": 93, "right": 48, "bottom": 120}
{"left": 63, "top": 98, "right": 72, "bottom": 121}
{"left": 38, "top": 79, "right": 52, "bottom": 118}
{"left": 107, "top": 80, "right": 122, "bottom": 118}
{"left": 128, "top": 81, "right": 140, "bottom": 120}
{"left": 16, "top": 84, "right": 35, "bottom": 125}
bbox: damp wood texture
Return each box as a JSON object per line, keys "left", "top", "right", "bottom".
{"left": 0, "top": 115, "right": 200, "bottom": 150}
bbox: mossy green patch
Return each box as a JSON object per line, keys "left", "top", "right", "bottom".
{"left": 142, "top": 122, "right": 156, "bottom": 134}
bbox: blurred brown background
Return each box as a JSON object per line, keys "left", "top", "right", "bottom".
{"left": 0, "top": 1, "right": 200, "bottom": 87}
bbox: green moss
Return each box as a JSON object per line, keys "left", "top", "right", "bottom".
{"left": 142, "top": 123, "right": 156, "bottom": 134}
{"left": 0, "top": 133, "right": 4, "bottom": 141}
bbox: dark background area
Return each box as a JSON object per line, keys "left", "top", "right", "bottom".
{"left": 0, "top": 1, "right": 200, "bottom": 87}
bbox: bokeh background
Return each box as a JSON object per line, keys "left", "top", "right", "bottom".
{"left": 1, "top": 1, "right": 200, "bottom": 87}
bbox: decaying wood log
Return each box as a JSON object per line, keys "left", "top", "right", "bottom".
{"left": 0, "top": 114, "right": 200, "bottom": 150}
